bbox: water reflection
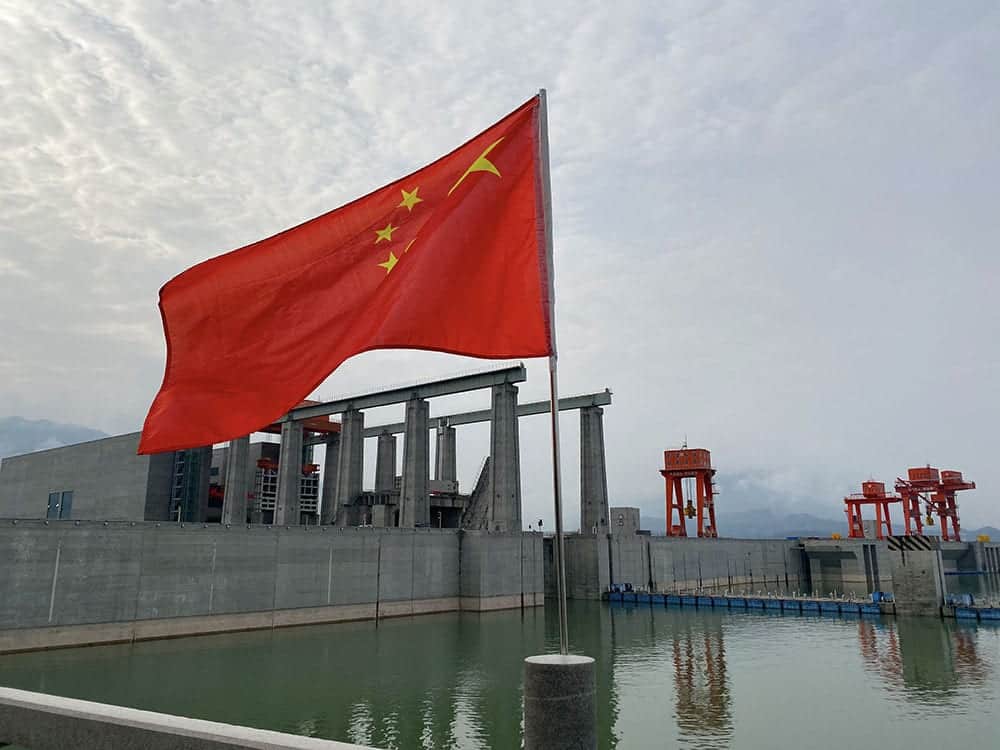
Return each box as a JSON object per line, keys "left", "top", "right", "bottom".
{"left": 856, "top": 617, "right": 993, "bottom": 707}
{"left": 0, "top": 602, "right": 998, "bottom": 748}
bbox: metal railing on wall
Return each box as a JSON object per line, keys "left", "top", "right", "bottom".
{"left": 0, "top": 686, "right": 379, "bottom": 750}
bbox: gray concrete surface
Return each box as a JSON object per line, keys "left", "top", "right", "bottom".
{"left": 275, "top": 421, "right": 304, "bottom": 525}
{"left": 221, "top": 436, "right": 250, "bottom": 525}
{"left": 374, "top": 431, "right": 396, "bottom": 493}
{"left": 0, "top": 433, "right": 173, "bottom": 522}
{"left": 579, "top": 406, "right": 610, "bottom": 535}
{"left": 0, "top": 686, "right": 376, "bottom": 749}
{"left": 334, "top": 409, "right": 364, "bottom": 526}
{"left": 487, "top": 383, "right": 521, "bottom": 533}
{"left": 609, "top": 507, "right": 640, "bottom": 537}
{"left": 523, "top": 655, "right": 596, "bottom": 750}
{"left": 320, "top": 434, "right": 340, "bottom": 526}
{"left": 0, "top": 523, "right": 542, "bottom": 653}
{"left": 434, "top": 425, "right": 457, "bottom": 482}
{"left": 399, "top": 399, "right": 429, "bottom": 527}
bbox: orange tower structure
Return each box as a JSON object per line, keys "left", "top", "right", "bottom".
{"left": 843, "top": 481, "right": 901, "bottom": 540}
{"left": 895, "top": 466, "right": 976, "bottom": 542}
{"left": 661, "top": 448, "right": 717, "bottom": 538}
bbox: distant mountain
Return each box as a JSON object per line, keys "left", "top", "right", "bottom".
{"left": 0, "top": 417, "right": 106, "bottom": 460}
{"left": 641, "top": 508, "right": 844, "bottom": 539}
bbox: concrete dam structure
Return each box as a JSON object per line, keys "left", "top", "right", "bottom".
{"left": 0, "top": 522, "right": 543, "bottom": 654}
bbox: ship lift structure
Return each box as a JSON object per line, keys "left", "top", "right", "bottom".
{"left": 661, "top": 448, "right": 718, "bottom": 538}
{"left": 843, "top": 466, "right": 976, "bottom": 542}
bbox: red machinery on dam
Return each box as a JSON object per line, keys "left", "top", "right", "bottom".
{"left": 844, "top": 466, "right": 976, "bottom": 541}
{"left": 661, "top": 448, "right": 718, "bottom": 538}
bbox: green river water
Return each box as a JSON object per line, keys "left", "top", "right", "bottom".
{"left": 1, "top": 600, "right": 998, "bottom": 748}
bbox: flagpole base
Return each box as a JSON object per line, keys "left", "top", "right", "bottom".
{"left": 523, "top": 654, "right": 596, "bottom": 750}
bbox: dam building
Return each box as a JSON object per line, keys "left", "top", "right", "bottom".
{"left": 0, "top": 365, "right": 615, "bottom": 535}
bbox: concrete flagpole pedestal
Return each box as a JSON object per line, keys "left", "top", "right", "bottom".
{"left": 523, "top": 654, "right": 596, "bottom": 750}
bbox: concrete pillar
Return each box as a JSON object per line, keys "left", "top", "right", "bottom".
{"left": 319, "top": 433, "right": 340, "bottom": 525}
{"left": 523, "top": 654, "right": 596, "bottom": 750}
{"left": 334, "top": 409, "right": 364, "bottom": 525}
{"left": 889, "top": 546, "right": 946, "bottom": 616}
{"left": 221, "top": 436, "right": 250, "bottom": 525}
{"left": 488, "top": 382, "right": 521, "bottom": 532}
{"left": 399, "top": 398, "right": 430, "bottom": 527}
{"left": 194, "top": 446, "right": 213, "bottom": 522}
{"left": 274, "top": 420, "right": 303, "bottom": 525}
{"left": 579, "top": 406, "right": 610, "bottom": 535}
{"left": 375, "top": 431, "right": 397, "bottom": 493}
{"left": 434, "top": 424, "right": 457, "bottom": 482}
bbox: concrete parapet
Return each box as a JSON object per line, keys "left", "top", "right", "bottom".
{"left": 0, "top": 685, "right": 376, "bottom": 749}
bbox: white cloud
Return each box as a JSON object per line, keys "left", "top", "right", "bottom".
{"left": 1, "top": 0, "right": 998, "bottom": 527}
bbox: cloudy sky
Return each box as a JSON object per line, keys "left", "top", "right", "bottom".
{"left": 1, "top": 1, "right": 997, "bottom": 529}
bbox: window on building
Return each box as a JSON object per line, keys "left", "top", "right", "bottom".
{"left": 46, "top": 491, "right": 73, "bottom": 520}
{"left": 60, "top": 491, "right": 73, "bottom": 519}
{"left": 47, "top": 492, "right": 60, "bottom": 519}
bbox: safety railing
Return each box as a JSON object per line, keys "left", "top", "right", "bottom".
{"left": 0, "top": 686, "right": 378, "bottom": 750}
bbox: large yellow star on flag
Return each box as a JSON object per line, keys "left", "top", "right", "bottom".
{"left": 375, "top": 223, "right": 398, "bottom": 243}
{"left": 378, "top": 251, "right": 399, "bottom": 274}
{"left": 398, "top": 187, "right": 423, "bottom": 212}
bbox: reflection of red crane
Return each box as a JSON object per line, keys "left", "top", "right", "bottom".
{"left": 895, "top": 466, "right": 976, "bottom": 541}
{"left": 672, "top": 628, "right": 730, "bottom": 739}
{"left": 661, "top": 448, "right": 717, "bottom": 537}
{"left": 844, "top": 481, "right": 901, "bottom": 540}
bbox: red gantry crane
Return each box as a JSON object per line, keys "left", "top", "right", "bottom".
{"left": 895, "top": 466, "right": 975, "bottom": 542}
{"left": 844, "top": 481, "right": 902, "bottom": 540}
{"left": 661, "top": 448, "right": 718, "bottom": 538}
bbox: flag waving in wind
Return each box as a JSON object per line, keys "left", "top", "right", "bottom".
{"left": 139, "top": 96, "right": 552, "bottom": 454}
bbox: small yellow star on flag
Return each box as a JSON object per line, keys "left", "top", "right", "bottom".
{"left": 378, "top": 251, "right": 399, "bottom": 274}
{"left": 375, "top": 223, "right": 398, "bottom": 243}
{"left": 398, "top": 188, "right": 423, "bottom": 212}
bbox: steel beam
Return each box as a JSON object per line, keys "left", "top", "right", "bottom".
{"left": 283, "top": 364, "right": 527, "bottom": 423}
{"left": 358, "top": 389, "right": 612, "bottom": 438}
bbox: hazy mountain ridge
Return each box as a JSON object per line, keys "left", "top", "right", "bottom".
{"left": 0, "top": 416, "right": 107, "bottom": 460}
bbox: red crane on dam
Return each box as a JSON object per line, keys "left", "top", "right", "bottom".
{"left": 843, "top": 481, "right": 902, "bottom": 540}
{"left": 895, "top": 466, "right": 976, "bottom": 542}
{"left": 661, "top": 447, "right": 718, "bottom": 538}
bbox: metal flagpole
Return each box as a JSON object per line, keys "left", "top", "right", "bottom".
{"left": 537, "top": 88, "right": 570, "bottom": 655}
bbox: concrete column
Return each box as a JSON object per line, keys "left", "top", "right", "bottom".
{"left": 274, "top": 420, "right": 303, "bottom": 525}
{"left": 434, "top": 424, "right": 457, "bottom": 482}
{"left": 889, "top": 546, "right": 946, "bottom": 616}
{"left": 375, "top": 431, "right": 397, "bottom": 493}
{"left": 194, "top": 446, "right": 213, "bottom": 522}
{"left": 319, "top": 433, "right": 340, "bottom": 525}
{"left": 221, "top": 436, "right": 250, "bottom": 525}
{"left": 334, "top": 409, "right": 364, "bottom": 525}
{"left": 399, "top": 398, "right": 430, "bottom": 527}
{"left": 488, "top": 382, "right": 521, "bottom": 532}
{"left": 579, "top": 406, "right": 610, "bottom": 535}
{"left": 523, "top": 655, "right": 596, "bottom": 750}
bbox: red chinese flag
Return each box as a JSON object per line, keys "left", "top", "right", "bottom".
{"left": 139, "top": 96, "right": 552, "bottom": 454}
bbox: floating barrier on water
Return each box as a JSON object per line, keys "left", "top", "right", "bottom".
{"left": 603, "top": 591, "right": 883, "bottom": 618}
{"left": 604, "top": 589, "right": 1000, "bottom": 625}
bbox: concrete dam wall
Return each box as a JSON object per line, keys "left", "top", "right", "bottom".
{"left": 554, "top": 535, "right": 810, "bottom": 599}
{"left": 0, "top": 522, "right": 543, "bottom": 653}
